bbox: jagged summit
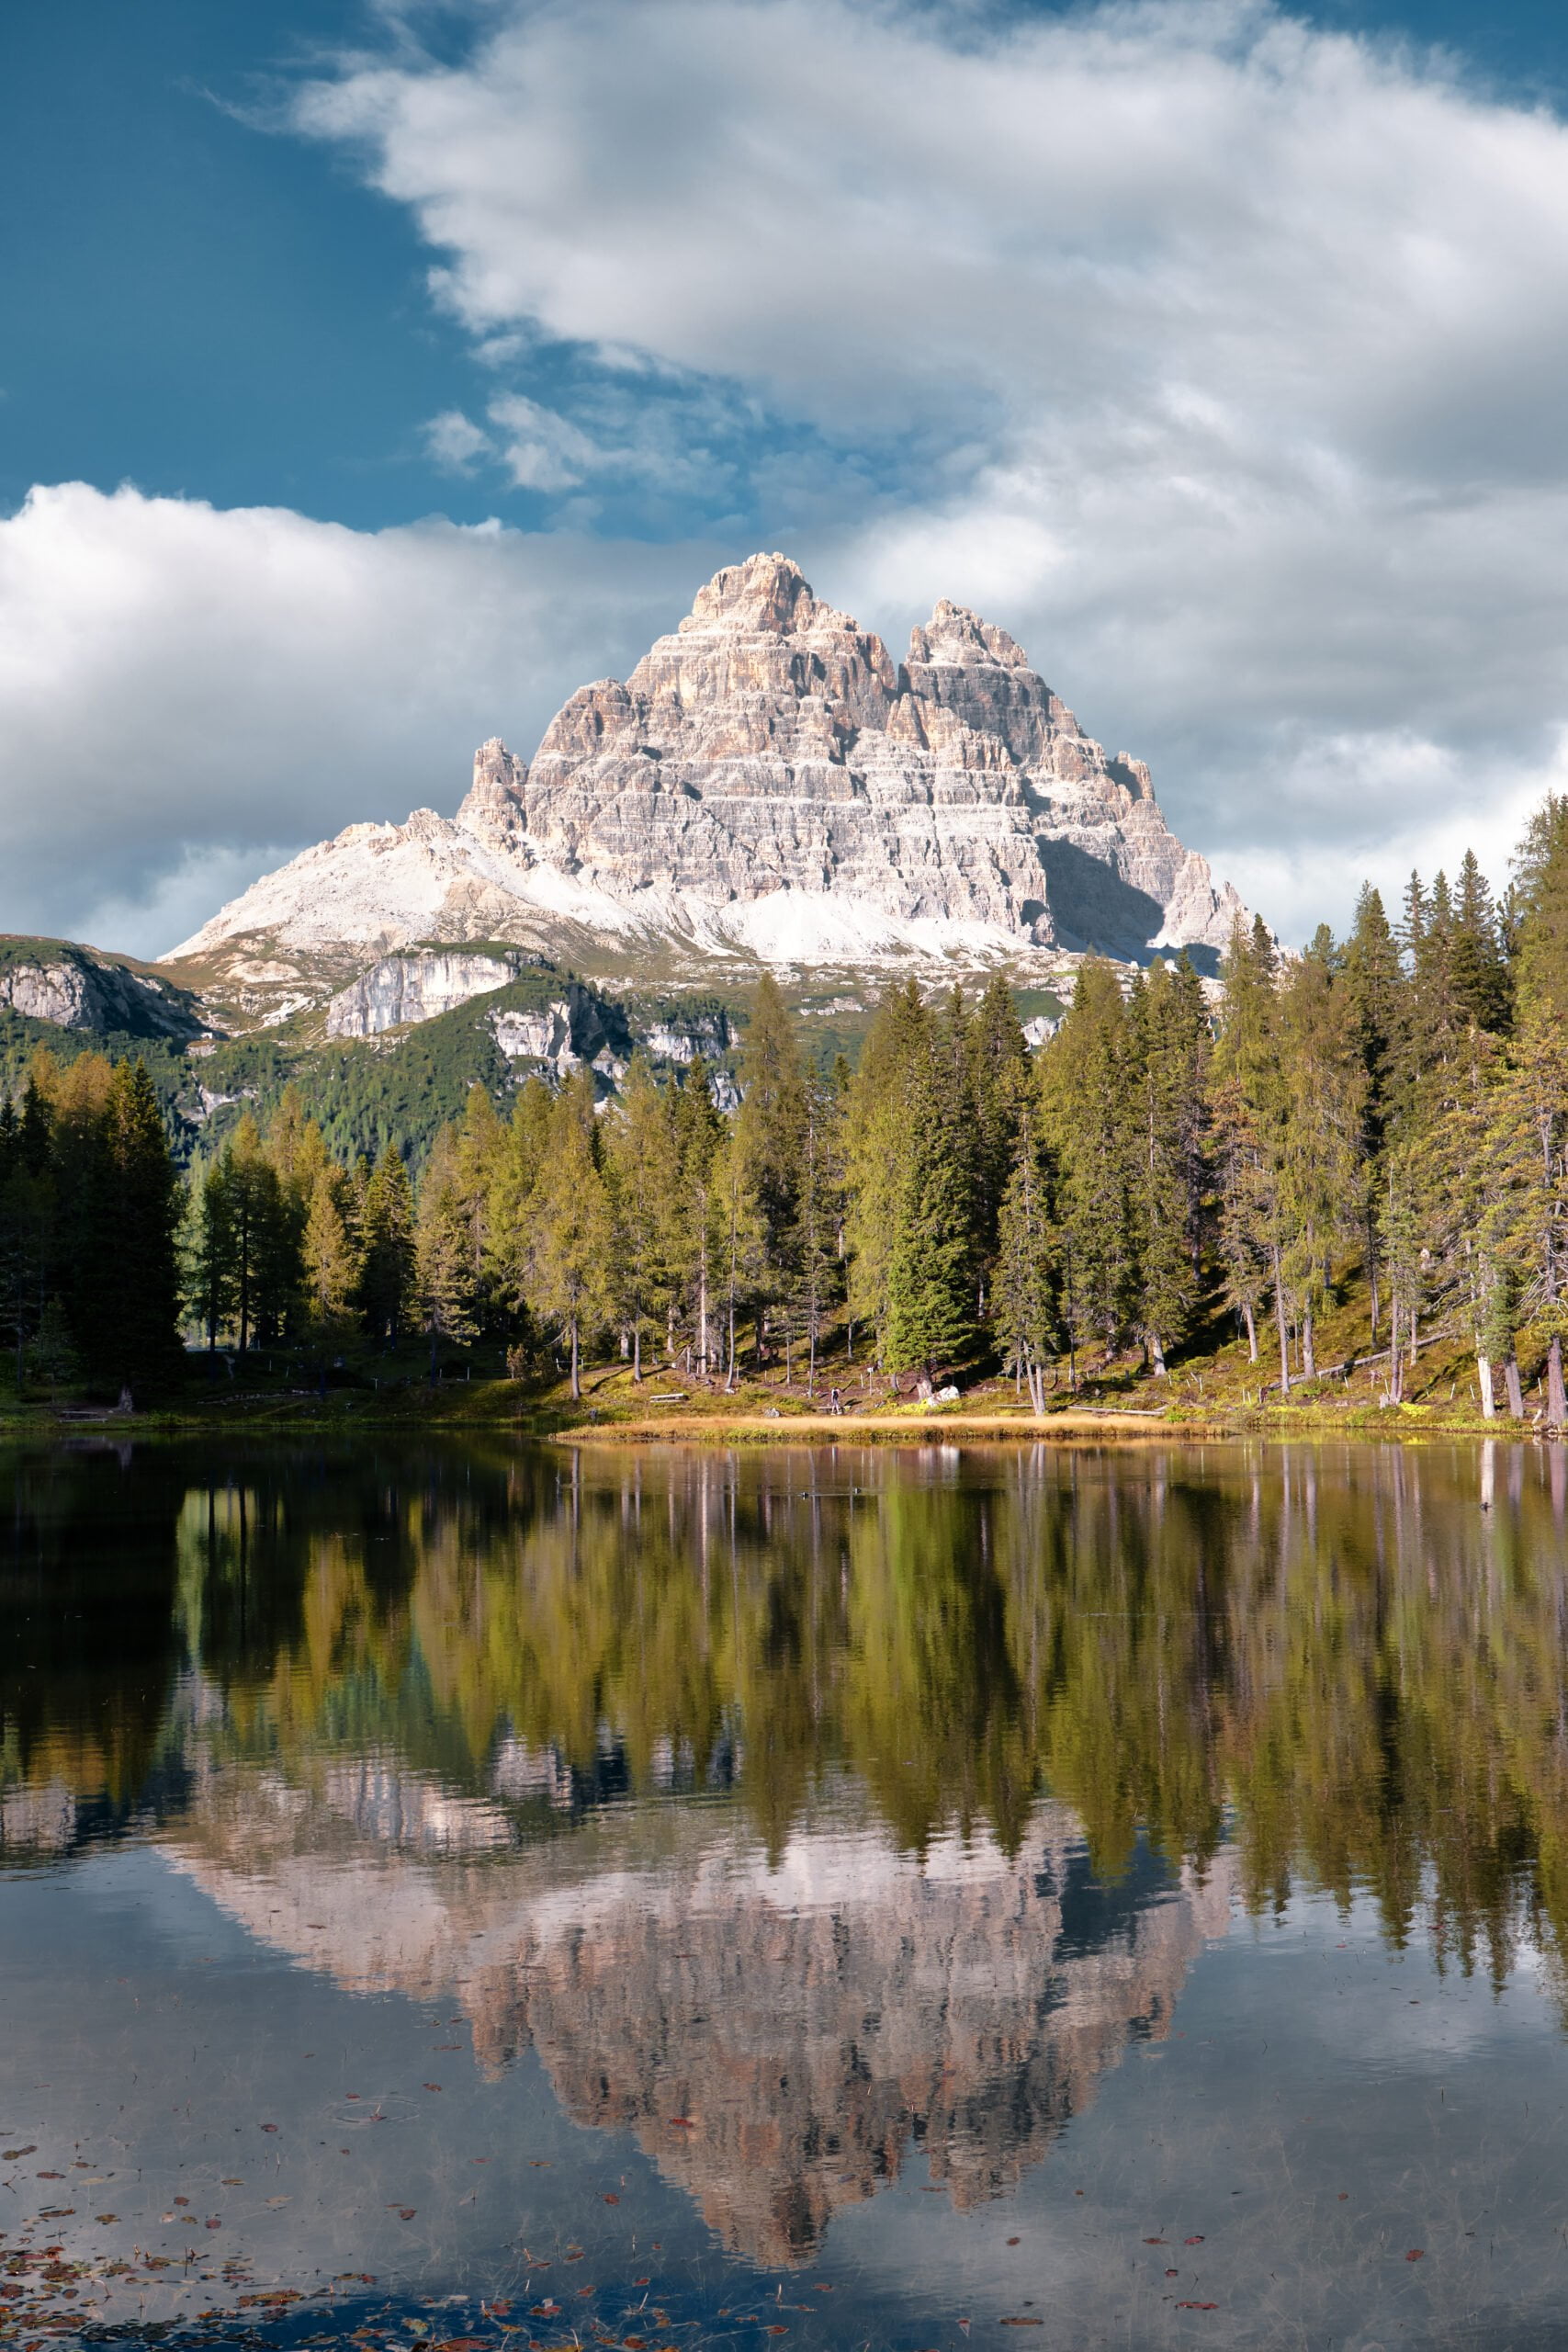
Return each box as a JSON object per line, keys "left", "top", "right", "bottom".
{"left": 164, "top": 554, "right": 1247, "bottom": 1017}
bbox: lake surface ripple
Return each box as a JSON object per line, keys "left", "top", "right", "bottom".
{"left": 3, "top": 1437, "right": 1568, "bottom": 2350}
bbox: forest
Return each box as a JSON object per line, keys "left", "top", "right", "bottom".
{"left": 2, "top": 793, "right": 1568, "bottom": 1419}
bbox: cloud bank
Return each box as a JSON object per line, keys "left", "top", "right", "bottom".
{"left": 6, "top": 0, "right": 1568, "bottom": 950}
{"left": 0, "top": 485, "right": 705, "bottom": 955}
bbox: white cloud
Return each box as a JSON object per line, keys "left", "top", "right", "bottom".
{"left": 285, "top": 0, "right": 1568, "bottom": 934}
{"left": 0, "top": 483, "right": 711, "bottom": 956}
{"left": 423, "top": 407, "right": 493, "bottom": 472}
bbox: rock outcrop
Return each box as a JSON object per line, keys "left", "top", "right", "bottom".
{"left": 0, "top": 939, "right": 206, "bottom": 1039}
{"left": 165, "top": 555, "right": 1248, "bottom": 1011}
{"left": 324, "top": 948, "right": 539, "bottom": 1038}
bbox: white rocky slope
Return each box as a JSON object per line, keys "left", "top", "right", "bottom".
{"left": 165, "top": 554, "right": 1247, "bottom": 1012}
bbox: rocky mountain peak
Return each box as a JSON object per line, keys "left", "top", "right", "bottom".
{"left": 164, "top": 550, "right": 1250, "bottom": 1000}
{"left": 681, "top": 551, "right": 822, "bottom": 637}
{"left": 909, "top": 599, "right": 1032, "bottom": 673}
{"left": 457, "top": 737, "right": 528, "bottom": 845}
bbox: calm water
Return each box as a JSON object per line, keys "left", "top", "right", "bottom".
{"left": 5, "top": 1440, "right": 1568, "bottom": 2351}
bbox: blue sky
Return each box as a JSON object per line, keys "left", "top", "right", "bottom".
{"left": 5, "top": 0, "right": 1568, "bottom": 950}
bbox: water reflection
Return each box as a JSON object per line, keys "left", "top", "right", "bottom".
{"left": 5, "top": 1437, "right": 1568, "bottom": 2282}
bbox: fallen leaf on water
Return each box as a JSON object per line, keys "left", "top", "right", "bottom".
{"left": 1184, "top": 2235, "right": 1204, "bottom": 2245}
{"left": 998, "top": 2317, "right": 1043, "bottom": 2327}
{"left": 1143, "top": 2238, "right": 1168, "bottom": 2245}
{"left": 398, "top": 2211, "right": 417, "bottom": 2222}
{"left": 221, "top": 2178, "right": 243, "bottom": 2187}
{"left": 765, "top": 2328, "right": 788, "bottom": 2337}
{"left": 423, "top": 2085, "right": 442, "bottom": 2094}
{"left": 1406, "top": 2250, "right": 1425, "bottom": 2263}
{"left": 265, "top": 2198, "right": 290, "bottom": 2209}
{"left": 604, "top": 2194, "right": 620, "bottom": 2205}
{"left": 2, "top": 2148, "right": 37, "bottom": 2161}
{"left": 37, "top": 2173, "right": 63, "bottom": 2181}
{"left": 1176, "top": 2302, "right": 1219, "bottom": 2312}
{"left": 259, "top": 2125, "right": 279, "bottom": 2135}
{"left": 205, "top": 2219, "right": 221, "bottom": 2230}
{"left": 1166, "top": 2269, "right": 1179, "bottom": 2278}
{"left": 1006, "top": 2237, "right": 1020, "bottom": 2246}
{"left": 95, "top": 2215, "right": 118, "bottom": 2225}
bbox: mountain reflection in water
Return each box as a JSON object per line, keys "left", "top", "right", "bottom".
{"left": 3, "top": 1436, "right": 1568, "bottom": 2273}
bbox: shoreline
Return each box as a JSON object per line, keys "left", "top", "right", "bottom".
{"left": 0, "top": 1391, "right": 1553, "bottom": 1447}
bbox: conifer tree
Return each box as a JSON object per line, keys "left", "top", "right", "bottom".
{"left": 843, "top": 982, "right": 929, "bottom": 1361}
{"left": 884, "top": 1028, "right": 977, "bottom": 1377}
{"left": 1514, "top": 794, "right": 1568, "bottom": 1023}
{"left": 484, "top": 1077, "right": 554, "bottom": 1329}
{"left": 1037, "top": 960, "right": 1135, "bottom": 1368}
{"left": 416, "top": 1125, "right": 480, "bottom": 1373}
{"left": 301, "top": 1165, "right": 358, "bottom": 1338}
{"left": 711, "top": 1124, "right": 768, "bottom": 1390}
{"left": 992, "top": 1111, "right": 1058, "bottom": 1411}
{"left": 1274, "top": 935, "right": 1366, "bottom": 1378}
{"left": 100, "top": 1059, "right": 183, "bottom": 1394}
{"left": 793, "top": 1067, "right": 845, "bottom": 1391}
{"left": 736, "top": 972, "right": 807, "bottom": 1268}
{"left": 604, "top": 1056, "right": 676, "bottom": 1379}
{"left": 525, "top": 1072, "right": 612, "bottom": 1399}
{"left": 1452, "top": 850, "right": 1512, "bottom": 1035}
{"left": 186, "top": 1155, "right": 238, "bottom": 1353}
{"left": 965, "top": 974, "right": 1030, "bottom": 1261}
{"left": 1127, "top": 957, "right": 1209, "bottom": 1374}
{"left": 357, "top": 1145, "right": 417, "bottom": 1345}
{"left": 671, "top": 1056, "right": 724, "bottom": 1374}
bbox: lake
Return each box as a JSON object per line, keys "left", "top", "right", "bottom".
{"left": 3, "top": 1436, "right": 1568, "bottom": 2350}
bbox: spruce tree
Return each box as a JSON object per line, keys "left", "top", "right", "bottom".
{"left": 604, "top": 1055, "right": 677, "bottom": 1379}
{"left": 357, "top": 1145, "right": 417, "bottom": 1345}
{"left": 992, "top": 1111, "right": 1058, "bottom": 1411}
{"left": 736, "top": 972, "right": 807, "bottom": 1271}
{"left": 301, "top": 1165, "right": 357, "bottom": 1338}
{"left": 101, "top": 1058, "right": 183, "bottom": 1395}
{"left": 1514, "top": 794, "right": 1568, "bottom": 1023}
{"left": 525, "top": 1074, "right": 612, "bottom": 1398}
{"left": 416, "top": 1125, "right": 480, "bottom": 1374}
{"left": 1037, "top": 960, "right": 1135, "bottom": 1371}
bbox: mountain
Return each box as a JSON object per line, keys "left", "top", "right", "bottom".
{"left": 164, "top": 554, "right": 1247, "bottom": 1023}
{"left": 0, "top": 935, "right": 206, "bottom": 1042}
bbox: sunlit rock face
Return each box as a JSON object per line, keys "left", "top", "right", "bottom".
{"left": 164, "top": 556, "right": 1247, "bottom": 1003}
{"left": 164, "top": 1770, "right": 1235, "bottom": 2267}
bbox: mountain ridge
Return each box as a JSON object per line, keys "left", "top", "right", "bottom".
{"left": 163, "top": 553, "right": 1248, "bottom": 1024}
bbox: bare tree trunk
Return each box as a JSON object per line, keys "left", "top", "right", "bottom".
{"left": 1409, "top": 1309, "right": 1418, "bottom": 1366}
{"left": 726, "top": 1297, "right": 737, "bottom": 1393}
{"left": 1477, "top": 1351, "right": 1495, "bottom": 1420}
{"left": 570, "top": 1317, "right": 581, "bottom": 1402}
{"left": 633, "top": 1323, "right": 641, "bottom": 1382}
{"left": 1243, "top": 1300, "right": 1258, "bottom": 1363}
{"left": 1303, "top": 1311, "right": 1315, "bottom": 1380}
{"left": 1272, "top": 1245, "right": 1291, "bottom": 1396}
{"left": 1506, "top": 1355, "right": 1525, "bottom": 1418}
{"left": 1389, "top": 1296, "right": 1404, "bottom": 1403}
{"left": 698, "top": 1263, "right": 709, "bottom": 1377}
{"left": 1550, "top": 1336, "right": 1567, "bottom": 1430}
{"left": 1151, "top": 1330, "right": 1168, "bottom": 1376}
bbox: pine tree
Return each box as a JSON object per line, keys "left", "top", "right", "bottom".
{"left": 1274, "top": 936, "right": 1366, "bottom": 1379}
{"left": 1342, "top": 882, "right": 1404, "bottom": 1331}
{"left": 992, "top": 1112, "right": 1058, "bottom": 1411}
{"left": 965, "top": 974, "right": 1030, "bottom": 1262}
{"left": 884, "top": 1029, "right": 977, "bottom": 1378}
{"left": 1452, "top": 850, "right": 1511, "bottom": 1035}
{"left": 301, "top": 1165, "right": 358, "bottom": 1338}
{"left": 711, "top": 1124, "right": 768, "bottom": 1391}
{"left": 792, "top": 1067, "right": 845, "bottom": 1392}
{"left": 525, "top": 1073, "right": 612, "bottom": 1399}
{"left": 1514, "top": 794, "right": 1568, "bottom": 1023}
{"left": 416, "top": 1125, "right": 480, "bottom": 1374}
{"left": 671, "top": 1057, "right": 724, "bottom": 1374}
{"left": 1037, "top": 960, "right": 1135, "bottom": 1372}
{"left": 100, "top": 1058, "right": 183, "bottom": 1395}
{"left": 1127, "top": 957, "right": 1209, "bottom": 1374}
{"left": 843, "top": 983, "right": 930, "bottom": 1361}
{"left": 186, "top": 1154, "right": 238, "bottom": 1353}
{"left": 357, "top": 1145, "right": 417, "bottom": 1345}
{"left": 604, "top": 1056, "right": 677, "bottom": 1379}
{"left": 736, "top": 972, "right": 807, "bottom": 1272}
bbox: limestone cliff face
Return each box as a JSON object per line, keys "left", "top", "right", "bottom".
{"left": 164, "top": 555, "right": 1248, "bottom": 1007}
{"left": 0, "top": 940, "right": 205, "bottom": 1038}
